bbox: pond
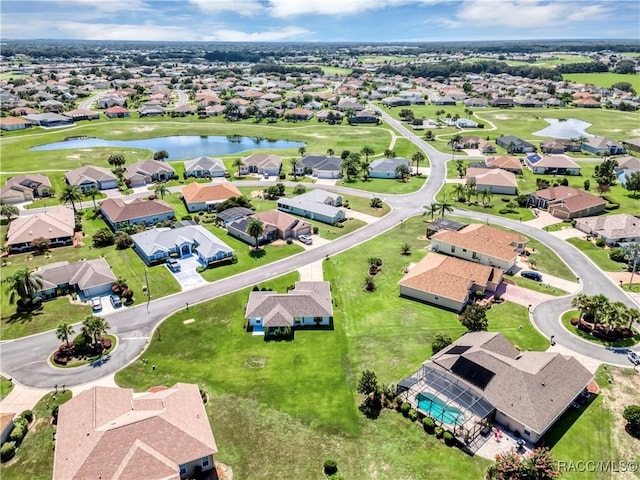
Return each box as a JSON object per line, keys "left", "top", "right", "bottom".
{"left": 30, "top": 135, "right": 305, "bottom": 159}
{"left": 532, "top": 118, "right": 593, "bottom": 139}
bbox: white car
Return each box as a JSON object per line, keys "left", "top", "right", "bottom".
{"left": 628, "top": 351, "right": 640, "bottom": 366}
{"left": 91, "top": 298, "right": 102, "bottom": 311}
{"left": 298, "top": 235, "right": 313, "bottom": 245}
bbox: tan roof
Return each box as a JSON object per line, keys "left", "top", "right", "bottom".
{"left": 485, "top": 155, "right": 521, "bottom": 171}
{"left": 533, "top": 186, "right": 607, "bottom": 214}
{"left": 53, "top": 383, "right": 217, "bottom": 480}
{"left": 432, "top": 224, "right": 527, "bottom": 263}
{"left": 100, "top": 198, "right": 174, "bottom": 222}
{"left": 575, "top": 213, "right": 640, "bottom": 239}
{"left": 466, "top": 168, "right": 517, "bottom": 188}
{"left": 430, "top": 332, "right": 593, "bottom": 436}
{"left": 38, "top": 258, "right": 117, "bottom": 292}
{"left": 66, "top": 166, "right": 116, "bottom": 186}
{"left": 4, "top": 174, "right": 51, "bottom": 190}
{"left": 182, "top": 182, "right": 241, "bottom": 204}
{"left": 399, "top": 253, "right": 502, "bottom": 302}
{"left": 0, "top": 413, "right": 15, "bottom": 434}
{"left": 7, "top": 206, "right": 74, "bottom": 246}
{"left": 0, "top": 116, "right": 32, "bottom": 125}
{"left": 241, "top": 153, "right": 282, "bottom": 169}
{"left": 533, "top": 155, "right": 580, "bottom": 169}
{"left": 253, "top": 210, "right": 310, "bottom": 234}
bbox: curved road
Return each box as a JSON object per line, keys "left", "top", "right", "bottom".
{"left": 1, "top": 109, "right": 637, "bottom": 387}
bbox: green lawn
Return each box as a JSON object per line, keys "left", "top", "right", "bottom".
{"left": 339, "top": 175, "right": 427, "bottom": 194}
{"left": 507, "top": 276, "right": 569, "bottom": 296}
{"left": 0, "top": 376, "right": 14, "bottom": 400}
{"left": 0, "top": 390, "right": 72, "bottom": 480}
{"left": 563, "top": 72, "right": 640, "bottom": 91}
{"left": 566, "top": 238, "right": 628, "bottom": 271}
{"left": 486, "top": 301, "right": 549, "bottom": 351}
{"left": 561, "top": 310, "right": 640, "bottom": 348}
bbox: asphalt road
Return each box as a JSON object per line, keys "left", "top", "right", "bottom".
{"left": 2, "top": 110, "right": 637, "bottom": 387}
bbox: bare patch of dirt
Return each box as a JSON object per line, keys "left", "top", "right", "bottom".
{"left": 602, "top": 367, "right": 640, "bottom": 480}
{"left": 494, "top": 114, "right": 511, "bottom": 120}
{"left": 132, "top": 126, "right": 155, "bottom": 132}
{"left": 244, "top": 357, "right": 267, "bottom": 369}
{"left": 250, "top": 190, "right": 264, "bottom": 199}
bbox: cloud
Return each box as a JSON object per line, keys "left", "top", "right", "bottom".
{"left": 54, "top": 21, "right": 202, "bottom": 41}
{"left": 266, "top": 0, "right": 447, "bottom": 18}
{"left": 49, "top": 0, "right": 150, "bottom": 13}
{"left": 188, "top": 0, "right": 265, "bottom": 15}
{"left": 452, "top": 0, "right": 613, "bottom": 29}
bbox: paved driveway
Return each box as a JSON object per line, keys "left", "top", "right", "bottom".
{"left": 170, "top": 256, "right": 207, "bottom": 290}
{"left": 497, "top": 283, "right": 555, "bottom": 307}
{"left": 550, "top": 227, "right": 583, "bottom": 240}
{"left": 523, "top": 210, "right": 562, "bottom": 229}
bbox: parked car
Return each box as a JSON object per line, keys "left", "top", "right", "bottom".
{"left": 166, "top": 258, "right": 181, "bottom": 272}
{"left": 298, "top": 234, "right": 313, "bottom": 245}
{"left": 110, "top": 294, "right": 122, "bottom": 308}
{"left": 629, "top": 351, "right": 640, "bottom": 366}
{"left": 521, "top": 270, "right": 542, "bottom": 282}
{"left": 91, "top": 298, "right": 102, "bottom": 311}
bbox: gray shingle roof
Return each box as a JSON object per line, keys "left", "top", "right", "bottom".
{"left": 131, "top": 225, "right": 233, "bottom": 259}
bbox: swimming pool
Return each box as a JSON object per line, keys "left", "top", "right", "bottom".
{"left": 416, "top": 392, "right": 462, "bottom": 425}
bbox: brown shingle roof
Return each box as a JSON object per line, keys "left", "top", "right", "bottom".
{"left": 7, "top": 205, "right": 74, "bottom": 246}
{"left": 432, "top": 224, "right": 527, "bottom": 263}
{"left": 100, "top": 198, "right": 174, "bottom": 222}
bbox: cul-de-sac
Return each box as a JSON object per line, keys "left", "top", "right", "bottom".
{"left": 0, "top": 10, "right": 639, "bottom": 480}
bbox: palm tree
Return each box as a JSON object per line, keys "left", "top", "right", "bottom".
{"left": 602, "top": 301, "right": 626, "bottom": 334}
{"left": 384, "top": 148, "right": 397, "bottom": 159}
{"left": 290, "top": 157, "right": 300, "bottom": 180}
{"left": 86, "top": 187, "right": 99, "bottom": 210}
{"left": 81, "top": 315, "right": 110, "bottom": 348}
{"left": 56, "top": 323, "right": 75, "bottom": 348}
{"left": 232, "top": 158, "right": 244, "bottom": 178}
{"left": 423, "top": 203, "right": 440, "bottom": 221}
{"left": 360, "top": 159, "right": 371, "bottom": 180}
{"left": 455, "top": 159, "right": 466, "bottom": 178}
{"left": 60, "top": 184, "right": 83, "bottom": 213}
{"left": 395, "top": 163, "right": 410, "bottom": 182}
{"left": 453, "top": 183, "right": 466, "bottom": 200}
{"left": 360, "top": 145, "right": 375, "bottom": 163}
{"left": 154, "top": 184, "right": 169, "bottom": 199}
{"left": 411, "top": 151, "right": 425, "bottom": 175}
{"left": 437, "top": 196, "right": 454, "bottom": 218}
{"left": 480, "top": 188, "right": 493, "bottom": 205}
{"left": 343, "top": 152, "right": 361, "bottom": 181}
{"left": 247, "top": 217, "right": 264, "bottom": 250}
{"left": 571, "top": 294, "right": 590, "bottom": 320}
{"left": 298, "top": 146, "right": 307, "bottom": 157}
{"left": 625, "top": 307, "right": 640, "bottom": 329}
{"left": 326, "top": 148, "right": 335, "bottom": 157}
{"left": 3, "top": 268, "right": 43, "bottom": 306}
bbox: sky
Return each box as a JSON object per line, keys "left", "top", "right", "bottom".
{"left": 1, "top": 0, "right": 639, "bottom": 43}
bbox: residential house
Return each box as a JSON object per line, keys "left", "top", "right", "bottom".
{"left": 104, "top": 106, "right": 131, "bottom": 118}
{"left": 622, "top": 138, "right": 640, "bottom": 153}
{"left": 399, "top": 253, "right": 504, "bottom": 312}
{"left": 489, "top": 98, "right": 515, "bottom": 108}
{"left": 426, "top": 218, "right": 468, "bottom": 239}
{"left": 433, "top": 96, "right": 456, "bottom": 106}
{"left": 239, "top": 153, "right": 282, "bottom": 177}
{"left": 63, "top": 109, "right": 100, "bottom": 121}
{"left": 0, "top": 116, "right": 32, "bottom": 131}
{"left": 184, "top": 156, "right": 227, "bottom": 178}
{"left": 284, "top": 108, "right": 314, "bottom": 121}
{"left": 574, "top": 97, "right": 601, "bottom": 108}
{"left": 337, "top": 98, "right": 364, "bottom": 111}
{"left": 181, "top": 182, "right": 242, "bottom": 212}
{"left": 581, "top": 136, "right": 626, "bottom": 156}
{"left": 381, "top": 96, "right": 411, "bottom": 107}
{"left": 464, "top": 98, "right": 488, "bottom": 108}
{"left": 485, "top": 156, "right": 522, "bottom": 174}
{"left": 397, "top": 332, "right": 593, "bottom": 444}
{"left": 528, "top": 186, "right": 607, "bottom": 219}
{"left": 1, "top": 174, "right": 52, "bottom": 204}
{"left": 245, "top": 281, "right": 333, "bottom": 332}
{"left": 227, "top": 210, "right": 311, "bottom": 246}
{"left": 65, "top": 166, "right": 117, "bottom": 192}
{"left": 539, "top": 139, "right": 582, "bottom": 154}
{"left": 7, "top": 206, "right": 75, "bottom": 253}
{"left": 466, "top": 167, "right": 518, "bottom": 195}
{"left": 132, "top": 225, "right": 234, "bottom": 266}
{"left": 369, "top": 157, "right": 411, "bottom": 178}
{"left": 125, "top": 160, "right": 176, "bottom": 187}
{"left": 216, "top": 207, "right": 255, "bottom": 226}
{"left": 100, "top": 198, "right": 175, "bottom": 231}
{"left": 23, "top": 113, "right": 74, "bottom": 128}
{"left": 348, "top": 111, "right": 379, "bottom": 125}
{"left": 616, "top": 155, "right": 640, "bottom": 186}
{"left": 97, "top": 95, "right": 125, "bottom": 109}
{"left": 53, "top": 383, "right": 218, "bottom": 480}
{"left": 297, "top": 155, "right": 343, "bottom": 179}
{"left": 138, "top": 105, "right": 165, "bottom": 117}
{"left": 575, "top": 214, "right": 640, "bottom": 245}
{"left": 496, "top": 135, "right": 536, "bottom": 153}
{"left": 37, "top": 258, "right": 117, "bottom": 299}
{"left": 316, "top": 109, "right": 343, "bottom": 123}
{"left": 277, "top": 189, "right": 345, "bottom": 225}
{"left": 524, "top": 154, "right": 581, "bottom": 175}
{"left": 431, "top": 223, "right": 527, "bottom": 271}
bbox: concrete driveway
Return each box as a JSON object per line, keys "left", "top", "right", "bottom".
{"left": 496, "top": 282, "right": 555, "bottom": 308}
{"left": 169, "top": 256, "right": 207, "bottom": 290}
{"left": 523, "top": 210, "right": 562, "bottom": 229}
{"left": 549, "top": 228, "right": 583, "bottom": 240}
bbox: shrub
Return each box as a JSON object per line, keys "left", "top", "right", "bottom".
{"left": 595, "top": 237, "right": 606, "bottom": 248}
{"left": 432, "top": 333, "right": 452, "bottom": 355}
{"left": 92, "top": 228, "right": 115, "bottom": 248}
{"left": 115, "top": 233, "right": 133, "bottom": 250}
{"left": 293, "top": 184, "right": 307, "bottom": 195}
{"left": 623, "top": 405, "right": 640, "bottom": 437}
{"left": 73, "top": 332, "right": 92, "bottom": 353}
{"left": 13, "top": 417, "right": 28, "bottom": 430}
{"left": 443, "top": 431, "right": 456, "bottom": 446}
{"left": 435, "top": 426, "right": 444, "bottom": 439}
{"left": 423, "top": 416, "right": 436, "bottom": 434}
{"left": 52, "top": 405, "right": 60, "bottom": 423}
{"left": 408, "top": 408, "right": 418, "bottom": 421}
{"left": 286, "top": 238, "right": 293, "bottom": 245}
{"left": 400, "top": 402, "right": 411, "bottom": 417}
{"left": 9, "top": 425, "right": 26, "bottom": 443}
{"left": 1, "top": 443, "right": 16, "bottom": 462}
{"left": 609, "top": 248, "right": 626, "bottom": 263}
{"left": 323, "top": 459, "right": 338, "bottom": 475}
{"left": 313, "top": 226, "right": 319, "bottom": 234}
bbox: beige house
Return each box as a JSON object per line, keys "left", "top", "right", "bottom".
{"left": 1, "top": 174, "right": 52, "bottom": 204}
{"left": 53, "top": 383, "right": 218, "bottom": 480}
{"left": 466, "top": 168, "right": 518, "bottom": 195}
{"left": 430, "top": 224, "right": 527, "bottom": 271}
{"left": 399, "top": 253, "right": 503, "bottom": 312}
{"left": 6, "top": 206, "right": 74, "bottom": 253}
{"left": 182, "top": 182, "right": 242, "bottom": 212}
{"left": 398, "top": 332, "right": 593, "bottom": 445}
{"left": 529, "top": 186, "right": 607, "bottom": 219}
{"left": 575, "top": 214, "right": 640, "bottom": 245}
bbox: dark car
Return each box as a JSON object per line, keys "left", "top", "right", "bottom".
{"left": 521, "top": 270, "right": 542, "bottom": 282}
{"left": 110, "top": 294, "right": 122, "bottom": 308}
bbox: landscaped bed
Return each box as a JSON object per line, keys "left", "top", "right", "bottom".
{"left": 561, "top": 310, "right": 640, "bottom": 348}
{"left": 50, "top": 334, "right": 117, "bottom": 368}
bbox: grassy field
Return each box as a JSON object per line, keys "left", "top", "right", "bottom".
{"left": 339, "top": 175, "right": 426, "bottom": 194}
{"left": 486, "top": 301, "right": 549, "bottom": 351}
{"left": 0, "top": 390, "right": 72, "bottom": 480}
{"left": 566, "top": 238, "right": 628, "bottom": 271}
{"left": 561, "top": 310, "right": 640, "bottom": 348}
{"left": 0, "top": 376, "right": 14, "bottom": 400}
{"left": 563, "top": 72, "right": 640, "bottom": 91}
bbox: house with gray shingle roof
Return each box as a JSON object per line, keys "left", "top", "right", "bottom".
{"left": 398, "top": 332, "right": 593, "bottom": 446}
{"left": 246, "top": 281, "right": 333, "bottom": 333}
{"left": 65, "top": 166, "right": 117, "bottom": 192}
{"left": 369, "top": 157, "right": 411, "bottom": 179}
{"left": 1, "top": 174, "right": 52, "bottom": 204}
{"left": 277, "top": 189, "right": 344, "bottom": 225}
{"left": 36, "top": 258, "right": 117, "bottom": 299}
{"left": 575, "top": 214, "right": 640, "bottom": 245}
{"left": 125, "top": 160, "right": 176, "bottom": 187}
{"left": 184, "top": 156, "right": 227, "bottom": 178}
{"left": 131, "top": 225, "right": 234, "bottom": 266}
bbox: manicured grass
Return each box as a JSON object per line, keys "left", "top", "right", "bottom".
{"left": 622, "top": 283, "right": 640, "bottom": 292}
{"left": 339, "top": 175, "right": 427, "bottom": 194}
{"left": 0, "top": 376, "right": 14, "bottom": 400}
{"left": 563, "top": 72, "right": 640, "bottom": 91}
{"left": 438, "top": 183, "right": 535, "bottom": 221}
{"left": 507, "top": 276, "right": 569, "bottom": 297}
{"left": 486, "top": 301, "right": 549, "bottom": 351}
{"left": 342, "top": 194, "right": 391, "bottom": 218}
{"left": 566, "top": 238, "right": 627, "bottom": 271}
{"left": 560, "top": 310, "right": 640, "bottom": 348}
{"left": 0, "top": 390, "right": 72, "bottom": 480}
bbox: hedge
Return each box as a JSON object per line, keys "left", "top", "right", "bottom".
{"left": 443, "top": 431, "right": 456, "bottom": 446}
{"left": 423, "top": 417, "right": 436, "bottom": 434}
{"left": 0, "top": 443, "right": 16, "bottom": 462}
{"left": 323, "top": 459, "right": 338, "bottom": 475}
